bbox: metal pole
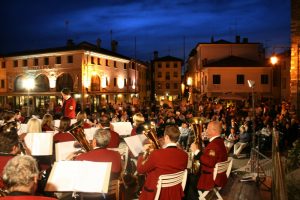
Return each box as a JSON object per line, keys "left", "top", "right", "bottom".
{"left": 27, "top": 89, "right": 30, "bottom": 117}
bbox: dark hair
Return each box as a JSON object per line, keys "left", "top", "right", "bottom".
{"left": 0, "top": 123, "right": 19, "bottom": 153}
{"left": 61, "top": 88, "right": 71, "bottom": 95}
{"left": 59, "top": 116, "right": 71, "bottom": 132}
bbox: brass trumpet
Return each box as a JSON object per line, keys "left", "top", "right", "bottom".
{"left": 141, "top": 122, "right": 160, "bottom": 162}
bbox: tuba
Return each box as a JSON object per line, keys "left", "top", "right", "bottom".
{"left": 189, "top": 117, "right": 203, "bottom": 175}
{"left": 65, "top": 120, "right": 93, "bottom": 152}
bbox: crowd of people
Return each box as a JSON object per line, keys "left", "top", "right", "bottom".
{"left": 0, "top": 87, "right": 299, "bottom": 200}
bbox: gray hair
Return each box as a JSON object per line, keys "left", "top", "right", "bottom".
{"left": 3, "top": 155, "right": 39, "bottom": 189}
{"left": 93, "top": 129, "right": 111, "bottom": 148}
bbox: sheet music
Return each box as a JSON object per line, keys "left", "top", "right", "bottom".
{"left": 45, "top": 161, "right": 112, "bottom": 193}
{"left": 84, "top": 127, "right": 98, "bottom": 141}
{"left": 124, "top": 134, "right": 147, "bottom": 157}
{"left": 55, "top": 141, "right": 80, "bottom": 161}
{"left": 24, "top": 132, "right": 54, "bottom": 155}
{"left": 18, "top": 123, "right": 27, "bottom": 135}
{"left": 111, "top": 122, "right": 132, "bottom": 136}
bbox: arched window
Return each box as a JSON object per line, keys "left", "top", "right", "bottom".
{"left": 91, "top": 75, "right": 100, "bottom": 91}
{"left": 56, "top": 73, "right": 73, "bottom": 92}
{"left": 35, "top": 74, "right": 50, "bottom": 92}
{"left": 14, "top": 76, "right": 25, "bottom": 92}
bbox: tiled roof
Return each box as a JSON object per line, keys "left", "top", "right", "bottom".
{"left": 153, "top": 55, "right": 183, "bottom": 62}
{"left": 3, "top": 41, "right": 130, "bottom": 60}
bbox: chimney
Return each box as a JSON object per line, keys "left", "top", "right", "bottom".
{"left": 235, "top": 35, "right": 240, "bottom": 43}
{"left": 66, "top": 39, "right": 74, "bottom": 47}
{"left": 210, "top": 36, "right": 214, "bottom": 43}
{"left": 111, "top": 40, "right": 118, "bottom": 52}
{"left": 153, "top": 51, "right": 158, "bottom": 59}
{"left": 96, "top": 38, "right": 102, "bottom": 48}
{"left": 243, "top": 37, "right": 248, "bottom": 43}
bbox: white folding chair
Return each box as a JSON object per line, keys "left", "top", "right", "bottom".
{"left": 154, "top": 169, "right": 188, "bottom": 200}
{"left": 198, "top": 157, "right": 233, "bottom": 200}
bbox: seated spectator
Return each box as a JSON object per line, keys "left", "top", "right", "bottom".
{"left": 224, "top": 128, "right": 238, "bottom": 153}
{"left": 233, "top": 126, "right": 251, "bottom": 158}
{"left": 2, "top": 155, "right": 57, "bottom": 199}
{"left": 75, "top": 128, "right": 122, "bottom": 179}
{"left": 41, "top": 114, "right": 55, "bottom": 132}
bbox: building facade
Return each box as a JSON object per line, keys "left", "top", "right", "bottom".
{"left": 0, "top": 41, "right": 148, "bottom": 114}
{"left": 152, "top": 54, "right": 183, "bottom": 105}
{"left": 186, "top": 37, "right": 274, "bottom": 103}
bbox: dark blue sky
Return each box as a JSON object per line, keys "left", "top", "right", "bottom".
{"left": 0, "top": 0, "right": 290, "bottom": 61}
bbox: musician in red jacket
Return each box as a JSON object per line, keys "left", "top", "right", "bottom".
{"left": 61, "top": 88, "right": 76, "bottom": 119}
{"left": 137, "top": 125, "right": 188, "bottom": 200}
{"left": 2, "top": 155, "right": 57, "bottom": 200}
{"left": 99, "top": 114, "right": 120, "bottom": 148}
{"left": 75, "top": 128, "right": 122, "bottom": 179}
{"left": 190, "top": 120, "right": 228, "bottom": 191}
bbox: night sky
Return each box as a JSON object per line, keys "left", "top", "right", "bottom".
{"left": 0, "top": 0, "right": 290, "bottom": 61}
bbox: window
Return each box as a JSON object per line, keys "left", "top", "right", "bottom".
{"left": 236, "top": 74, "right": 244, "bottom": 84}
{"left": 166, "top": 62, "right": 170, "bottom": 68}
{"left": 23, "top": 60, "right": 27, "bottom": 67}
{"left": 106, "top": 59, "right": 108, "bottom": 66}
{"left": 67, "top": 55, "right": 73, "bottom": 63}
{"left": 1, "top": 61, "right": 5, "bottom": 68}
{"left": 261, "top": 74, "right": 269, "bottom": 84}
{"left": 97, "top": 58, "right": 101, "bottom": 65}
{"left": 56, "top": 56, "right": 61, "bottom": 64}
{"left": 14, "top": 60, "right": 18, "bottom": 67}
{"left": 158, "top": 71, "right": 162, "bottom": 78}
{"left": 174, "top": 63, "right": 178, "bottom": 68}
{"left": 166, "top": 72, "right": 170, "bottom": 80}
{"left": 114, "top": 61, "right": 117, "bottom": 68}
{"left": 1, "top": 80, "right": 4, "bottom": 88}
{"left": 132, "top": 63, "right": 136, "bottom": 69}
{"left": 166, "top": 83, "right": 170, "bottom": 89}
{"left": 91, "top": 56, "right": 95, "bottom": 64}
{"left": 174, "top": 83, "right": 178, "bottom": 89}
{"left": 124, "top": 78, "right": 127, "bottom": 86}
{"left": 34, "top": 58, "right": 38, "bottom": 66}
{"left": 213, "top": 74, "right": 221, "bottom": 84}
{"left": 173, "top": 72, "right": 178, "bottom": 78}
{"left": 158, "top": 63, "right": 162, "bottom": 68}
{"left": 114, "top": 78, "right": 117, "bottom": 86}
{"left": 44, "top": 57, "right": 49, "bottom": 65}
{"left": 124, "top": 63, "right": 127, "bottom": 69}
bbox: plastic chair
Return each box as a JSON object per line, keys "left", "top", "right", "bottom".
{"left": 198, "top": 157, "right": 233, "bottom": 200}
{"left": 154, "top": 169, "right": 188, "bottom": 200}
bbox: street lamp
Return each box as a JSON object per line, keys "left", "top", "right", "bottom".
{"left": 247, "top": 79, "right": 256, "bottom": 172}
{"left": 23, "top": 78, "right": 35, "bottom": 117}
{"left": 270, "top": 55, "right": 282, "bottom": 104}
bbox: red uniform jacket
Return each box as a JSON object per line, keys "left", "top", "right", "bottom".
{"left": 63, "top": 97, "right": 76, "bottom": 119}
{"left": 107, "top": 130, "right": 120, "bottom": 148}
{"left": 137, "top": 146, "right": 188, "bottom": 200}
{"left": 0, "top": 154, "right": 14, "bottom": 189}
{"left": 53, "top": 132, "right": 75, "bottom": 143}
{"left": 75, "top": 148, "right": 122, "bottom": 179}
{"left": 130, "top": 127, "right": 137, "bottom": 136}
{"left": 42, "top": 124, "right": 54, "bottom": 132}
{"left": 197, "top": 137, "right": 228, "bottom": 190}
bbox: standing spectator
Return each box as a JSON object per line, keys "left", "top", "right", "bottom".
{"left": 178, "top": 121, "right": 191, "bottom": 150}
{"left": 61, "top": 88, "right": 76, "bottom": 119}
